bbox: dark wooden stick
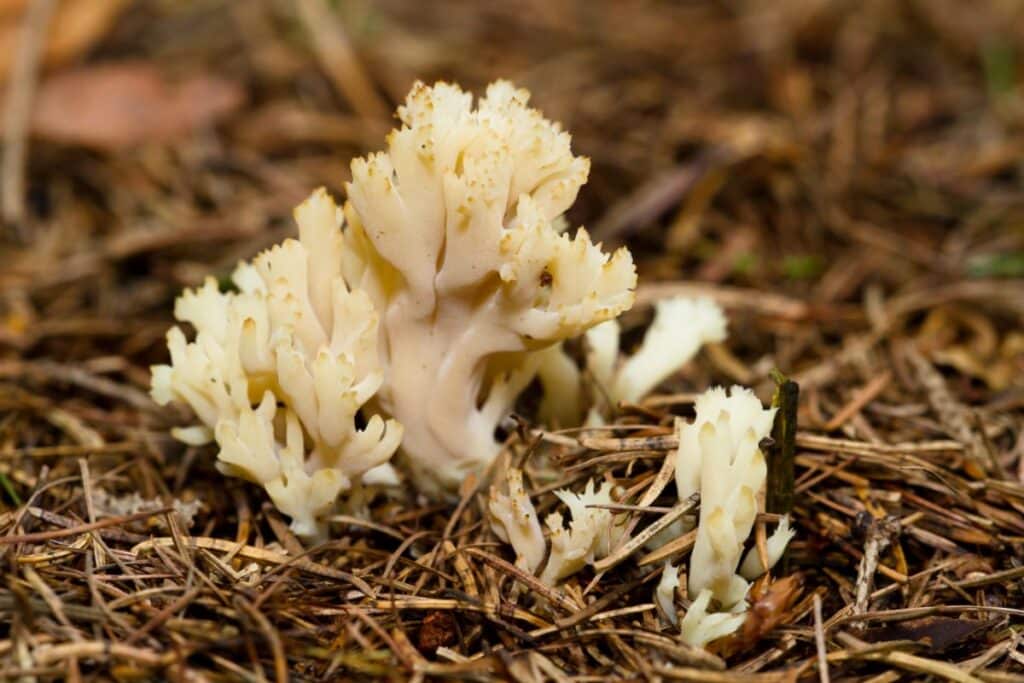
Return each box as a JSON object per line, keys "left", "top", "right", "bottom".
{"left": 766, "top": 369, "right": 799, "bottom": 515}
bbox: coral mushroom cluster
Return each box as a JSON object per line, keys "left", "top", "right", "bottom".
{"left": 150, "top": 196, "right": 403, "bottom": 539}
{"left": 153, "top": 78, "right": 795, "bottom": 652}
{"left": 488, "top": 386, "right": 795, "bottom": 648}
{"left": 153, "top": 79, "right": 636, "bottom": 534}
{"left": 344, "top": 81, "right": 636, "bottom": 492}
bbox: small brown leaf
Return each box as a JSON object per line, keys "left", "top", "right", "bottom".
{"left": 31, "top": 61, "right": 245, "bottom": 149}
{"left": 952, "top": 555, "right": 994, "bottom": 580}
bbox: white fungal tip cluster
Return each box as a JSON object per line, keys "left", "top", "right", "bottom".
{"left": 679, "top": 588, "right": 748, "bottom": 649}
{"left": 683, "top": 386, "right": 774, "bottom": 608}
{"left": 673, "top": 386, "right": 791, "bottom": 646}
{"left": 489, "top": 468, "right": 545, "bottom": 573}
{"left": 542, "top": 479, "right": 626, "bottom": 585}
{"left": 487, "top": 473, "right": 627, "bottom": 587}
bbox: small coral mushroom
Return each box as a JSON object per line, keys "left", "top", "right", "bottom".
{"left": 669, "top": 385, "right": 797, "bottom": 648}
{"left": 150, "top": 192, "right": 403, "bottom": 540}
{"left": 682, "top": 386, "right": 776, "bottom": 608}
{"left": 489, "top": 468, "right": 545, "bottom": 573}
{"left": 153, "top": 80, "right": 636, "bottom": 533}
{"left": 488, "top": 473, "right": 627, "bottom": 587}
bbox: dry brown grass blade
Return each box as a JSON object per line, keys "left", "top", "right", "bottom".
{"left": 293, "top": 0, "right": 388, "bottom": 120}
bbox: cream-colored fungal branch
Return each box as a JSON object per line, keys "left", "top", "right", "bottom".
{"left": 343, "top": 81, "right": 636, "bottom": 493}
{"left": 739, "top": 515, "right": 795, "bottom": 579}
{"left": 534, "top": 343, "right": 585, "bottom": 428}
{"left": 669, "top": 386, "right": 794, "bottom": 649}
{"left": 488, "top": 468, "right": 545, "bottom": 573}
{"left": 489, "top": 473, "right": 627, "bottom": 587}
{"left": 151, "top": 192, "right": 403, "bottom": 540}
{"left": 584, "top": 297, "right": 726, "bottom": 423}
{"left": 655, "top": 562, "right": 681, "bottom": 627}
{"left": 679, "top": 386, "right": 777, "bottom": 608}
{"left": 679, "top": 588, "right": 747, "bottom": 648}
{"left": 608, "top": 297, "right": 726, "bottom": 405}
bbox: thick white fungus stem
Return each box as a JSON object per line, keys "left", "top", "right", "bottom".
{"left": 534, "top": 343, "right": 584, "bottom": 428}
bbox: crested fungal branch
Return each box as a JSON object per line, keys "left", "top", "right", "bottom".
{"left": 488, "top": 468, "right": 545, "bottom": 573}
{"left": 539, "top": 479, "right": 627, "bottom": 585}
{"left": 488, "top": 472, "right": 628, "bottom": 587}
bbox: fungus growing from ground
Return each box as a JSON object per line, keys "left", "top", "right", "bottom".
{"left": 153, "top": 80, "right": 636, "bottom": 532}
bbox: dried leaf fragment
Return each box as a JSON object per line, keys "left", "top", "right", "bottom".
{"left": 31, "top": 61, "right": 245, "bottom": 149}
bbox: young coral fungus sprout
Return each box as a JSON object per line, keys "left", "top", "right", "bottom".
{"left": 152, "top": 80, "right": 637, "bottom": 535}
{"left": 675, "top": 386, "right": 795, "bottom": 646}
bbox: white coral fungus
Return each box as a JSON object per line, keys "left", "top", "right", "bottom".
{"left": 151, "top": 192, "right": 403, "bottom": 540}
{"left": 153, "top": 79, "right": 636, "bottom": 533}
{"left": 489, "top": 474, "right": 628, "bottom": 587}
{"left": 678, "top": 386, "right": 777, "bottom": 608}
{"left": 344, "top": 80, "right": 636, "bottom": 492}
